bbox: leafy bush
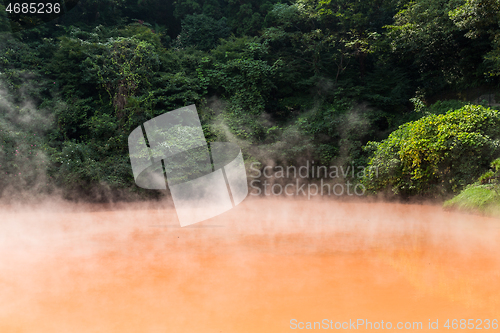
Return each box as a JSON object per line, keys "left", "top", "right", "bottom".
{"left": 362, "top": 104, "right": 500, "bottom": 197}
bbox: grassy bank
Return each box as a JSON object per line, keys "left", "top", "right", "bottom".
{"left": 444, "top": 158, "right": 500, "bottom": 217}
{"left": 444, "top": 185, "right": 500, "bottom": 217}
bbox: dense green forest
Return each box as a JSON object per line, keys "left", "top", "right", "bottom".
{"left": 1, "top": 0, "right": 500, "bottom": 207}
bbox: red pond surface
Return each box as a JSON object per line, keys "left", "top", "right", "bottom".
{"left": 0, "top": 198, "right": 499, "bottom": 332}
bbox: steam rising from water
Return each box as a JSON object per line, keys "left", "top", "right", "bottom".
{"left": 0, "top": 198, "right": 499, "bottom": 332}
{"left": 0, "top": 74, "right": 56, "bottom": 201}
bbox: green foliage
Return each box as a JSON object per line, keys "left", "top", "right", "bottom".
{"left": 173, "top": 0, "right": 278, "bottom": 36}
{"left": 60, "top": 0, "right": 127, "bottom": 26}
{"left": 81, "top": 36, "right": 160, "bottom": 112}
{"left": 146, "top": 48, "right": 210, "bottom": 111}
{"left": 226, "top": 3, "right": 264, "bottom": 36}
{"left": 426, "top": 99, "right": 469, "bottom": 115}
{"left": 173, "top": 0, "right": 204, "bottom": 19}
{"left": 449, "top": 0, "right": 500, "bottom": 79}
{"left": 0, "top": 3, "right": 10, "bottom": 33}
{"left": 449, "top": 0, "right": 500, "bottom": 38}
{"left": 175, "top": 14, "right": 230, "bottom": 51}
{"left": 50, "top": 140, "right": 131, "bottom": 188}
{"left": 207, "top": 57, "right": 280, "bottom": 114}
{"left": 362, "top": 104, "right": 500, "bottom": 197}
{"left": 386, "top": 0, "right": 492, "bottom": 94}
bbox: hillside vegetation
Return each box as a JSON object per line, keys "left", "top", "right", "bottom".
{"left": 1, "top": 0, "right": 500, "bottom": 208}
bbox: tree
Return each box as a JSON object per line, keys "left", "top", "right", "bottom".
{"left": 450, "top": 0, "right": 500, "bottom": 78}
{"left": 386, "top": 0, "right": 493, "bottom": 95}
